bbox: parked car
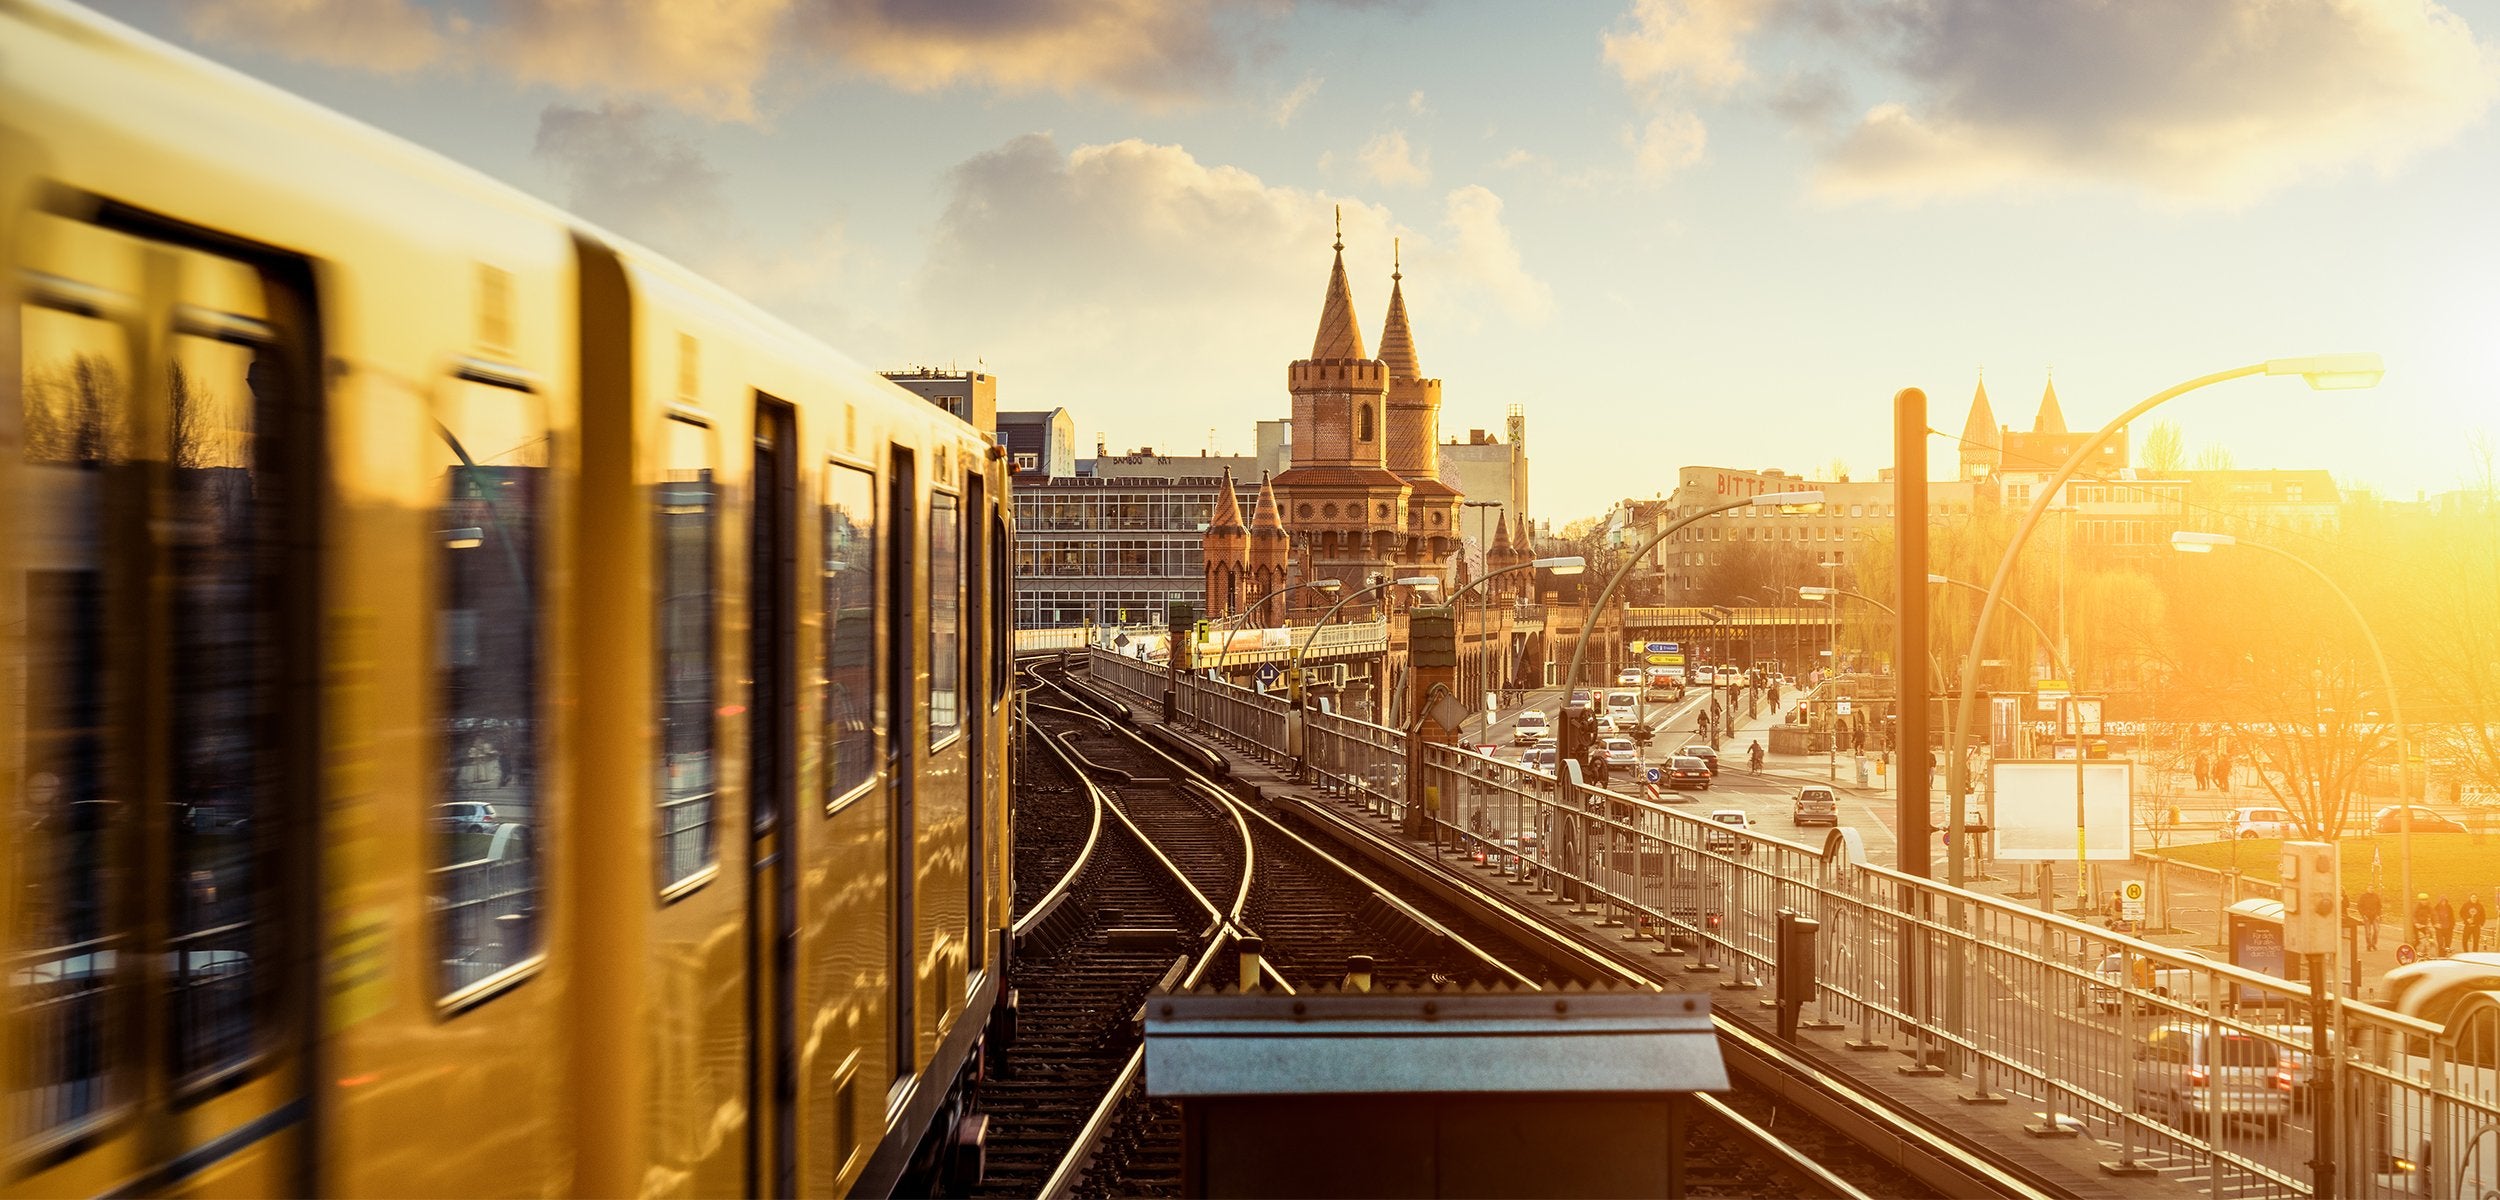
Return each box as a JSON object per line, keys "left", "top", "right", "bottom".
{"left": 1512, "top": 709, "right": 1551, "bottom": 745}
{"left": 1603, "top": 736, "right": 1639, "bottom": 769}
{"left": 2227, "top": 806, "right": 2298, "bottom": 839}
{"left": 2087, "top": 946, "right": 2215, "bottom": 1014}
{"left": 1678, "top": 744, "right": 1720, "bottom": 775}
{"left": 433, "top": 802, "right": 499, "bottom": 834}
{"left": 1704, "top": 808, "right": 1750, "bottom": 853}
{"left": 1792, "top": 786, "right": 1838, "bottom": 826}
{"left": 1666, "top": 756, "right": 1711, "bottom": 792}
{"left": 2132, "top": 1022, "right": 2293, "bottom": 1135}
{"left": 2373, "top": 805, "right": 2469, "bottom": 834}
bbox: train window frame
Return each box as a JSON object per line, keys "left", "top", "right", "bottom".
{"left": 927, "top": 488, "right": 964, "bottom": 751}
{"left": 823, "top": 458, "right": 879, "bottom": 816}
{"left": 429, "top": 364, "right": 552, "bottom": 1014}
{"left": 655, "top": 413, "right": 722, "bottom": 901}
{"left": 989, "top": 504, "right": 1009, "bottom": 707}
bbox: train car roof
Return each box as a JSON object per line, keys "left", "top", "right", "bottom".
{"left": 5, "top": 0, "right": 970, "bottom": 437}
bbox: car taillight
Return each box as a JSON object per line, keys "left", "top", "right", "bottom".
{"left": 2186, "top": 1067, "right": 2209, "bottom": 1087}
{"left": 2272, "top": 1069, "right": 2295, "bottom": 1089}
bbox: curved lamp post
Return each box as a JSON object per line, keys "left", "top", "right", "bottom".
{"left": 1440, "top": 556, "right": 1587, "bottom": 740}
{"left": 1207, "top": 577, "right": 1342, "bottom": 681}
{"left": 1943, "top": 355, "right": 2382, "bottom": 885}
{"left": 2173, "top": 530, "right": 2412, "bottom": 922}
{"left": 1561, "top": 491, "right": 1826, "bottom": 738}
{"left": 1285, "top": 575, "right": 1442, "bottom": 710}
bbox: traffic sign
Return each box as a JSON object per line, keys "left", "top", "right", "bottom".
{"left": 1645, "top": 654, "right": 1679, "bottom": 665}
{"left": 1645, "top": 766, "right": 1663, "bottom": 784}
{"left": 1836, "top": 699, "right": 1853, "bottom": 716}
{"left": 1645, "top": 642, "right": 1680, "bottom": 654}
{"left": 1257, "top": 662, "right": 1279, "bottom": 685}
{"left": 2120, "top": 880, "right": 2146, "bottom": 922}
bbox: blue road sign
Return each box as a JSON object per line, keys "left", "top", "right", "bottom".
{"left": 1645, "top": 766, "right": 1663, "bottom": 784}
{"left": 1258, "top": 662, "right": 1280, "bottom": 685}
{"left": 1645, "top": 642, "right": 1680, "bottom": 654}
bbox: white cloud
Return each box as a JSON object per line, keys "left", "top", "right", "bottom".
{"left": 1494, "top": 148, "right": 1545, "bottom": 171}
{"left": 1359, "top": 129, "right": 1433, "bottom": 188}
{"left": 1272, "top": 74, "right": 1323, "bottom": 126}
{"left": 1813, "top": 0, "right": 2499, "bottom": 204}
{"left": 1407, "top": 89, "right": 1431, "bottom": 115}
{"left": 1602, "top": 0, "right": 1771, "bottom": 96}
{"left": 182, "top": 0, "right": 452, "bottom": 73}
{"left": 497, "top": 0, "right": 790, "bottom": 121}
{"left": 1627, "top": 110, "right": 1707, "bottom": 179}
{"left": 914, "top": 134, "right": 1550, "bottom": 451}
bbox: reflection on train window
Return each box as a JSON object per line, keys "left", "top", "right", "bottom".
{"left": 824, "top": 463, "right": 876, "bottom": 805}
{"left": 167, "top": 323, "right": 276, "bottom": 1081}
{"left": 13, "top": 302, "right": 131, "bottom": 1137}
{"left": 928, "top": 492, "right": 962, "bottom": 744}
{"left": 991, "top": 510, "right": 1009, "bottom": 704}
{"left": 432, "top": 377, "right": 546, "bottom": 998}
{"left": 657, "top": 418, "right": 717, "bottom": 887}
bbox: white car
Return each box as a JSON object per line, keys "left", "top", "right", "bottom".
{"left": 2132, "top": 1022, "right": 2292, "bottom": 1135}
{"left": 1616, "top": 668, "right": 1644, "bottom": 688}
{"left": 1512, "top": 709, "right": 1551, "bottom": 745}
{"left": 2227, "top": 806, "right": 2297, "bottom": 839}
{"left": 1603, "top": 736, "right": 1638, "bottom": 768}
{"left": 1605, "top": 690, "right": 1639, "bottom": 722}
{"left": 2088, "top": 947, "right": 2216, "bottom": 1013}
{"left": 1704, "top": 808, "right": 1750, "bottom": 853}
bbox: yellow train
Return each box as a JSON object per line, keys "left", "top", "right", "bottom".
{"left": 2, "top": 2, "right": 1014, "bottom": 1194}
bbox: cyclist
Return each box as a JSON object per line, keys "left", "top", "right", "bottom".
{"left": 1748, "top": 739, "right": 1765, "bottom": 773}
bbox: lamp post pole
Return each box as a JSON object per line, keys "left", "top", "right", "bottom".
{"left": 1284, "top": 575, "right": 1441, "bottom": 710}
{"left": 1944, "top": 357, "right": 2383, "bottom": 899}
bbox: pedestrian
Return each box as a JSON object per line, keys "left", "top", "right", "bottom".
{"left": 2463, "top": 892, "right": 2487, "bottom": 953}
{"left": 2214, "top": 753, "right": 2232, "bottom": 790}
{"left": 2437, "top": 894, "right": 2457, "bottom": 956}
{"left": 2358, "top": 888, "right": 2382, "bottom": 950}
{"left": 2193, "top": 752, "right": 2210, "bottom": 791}
{"left": 2414, "top": 893, "right": 2435, "bottom": 952}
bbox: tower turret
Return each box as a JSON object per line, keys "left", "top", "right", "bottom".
{"left": 1378, "top": 240, "right": 1462, "bottom": 575}
{"left": 1960, "top": 373, "right": 2002, "bottom": 480}
{"left": 1271, "top": 209, "right": 1410, "bottom": 602}
{"left": 1202, "top": 468, "right": 1249, "bottom": 620}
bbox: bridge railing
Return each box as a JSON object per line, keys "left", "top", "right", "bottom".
{"left": 1143, "top": 661, "right": 2491, "bottom": 1200}
{"left": 1174, "top": 672, "right": 1291, "bottom": 766}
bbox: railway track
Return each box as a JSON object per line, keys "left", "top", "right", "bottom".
{"left": 1053, "top": 656, "right": 2074, "bottom": 1200}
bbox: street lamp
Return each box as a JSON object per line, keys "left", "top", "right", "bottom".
{"left": 1207, "top": 577, "right": 1342, "bottom": 682}
{"left": 1284, "top": 574, "right": 1442, "bottom": 710}
{"left": 1441, "top": 556, "right": 1587, "bottom": 742}
{"left": 2172, "top": 530, "right": 2413, "bottom": 919}
{"left": 1561, "top": 492, "right": 1825, "bottom": 740}
{"left": 1943, "top": 355, "right": 2382, "bottom": 886}
{"left": 1799, "top": 585, "right": 1888, "bottom": 780}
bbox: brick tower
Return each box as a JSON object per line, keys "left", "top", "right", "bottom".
{"left": 1247, "top": 471, "right": 1291, "bottom": 624}
{"left": 1378, "top": 239, "right": 1462, "bottom": 578}
{"left": 1202, "top": 467, "right": 1249, "bottom": 620}
{"left": 1270, "top": 209, "right": 1410, "bottom": 613}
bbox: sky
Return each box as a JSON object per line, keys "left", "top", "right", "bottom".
{"left": 94, "top": 0, "right": 2500, "bottom": 522}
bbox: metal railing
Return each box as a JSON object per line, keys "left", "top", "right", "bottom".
{"left": 1118, "top": 645, "right": 2500, "bottom": 1200}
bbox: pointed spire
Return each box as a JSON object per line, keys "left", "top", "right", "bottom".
{"left": 1377, "top": 237, "right": 1419, "bottom": 378}
{"left": 1310, "top": 210, "right": 1367, "bottom": 360}
{"left": 1210, "top": 466, "right": 1246, "bottom": 531}
{"left": 2035, "top": 371, "right": 2067, "bottom": 435}
{"left": 1961, "top": 371, "right": 2000, "bottom": 449}
{"left": 1490, "top": 510, "right": 1514, "bottom": 555}
{"left": 1251, "top": 470, "right": 1286, "bottom": 531}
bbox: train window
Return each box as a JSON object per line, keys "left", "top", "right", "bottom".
{"left": 167, "top": 319, "right": 279, "bottom": 1080}
{"left": 991, "top": 508, "right": 1009, "bottom": 704}
{"left": 14, "top": 300, "right": 132, "bottom": 1135}
{"left": 656, "top": 418, "right": 718, "bottom": 890}
{"left": 431, "top": 375, "right": 547, "bottom": 1000}
{"left": 928, "top": 492, "right": 962, "bottom": 745}
{"left": 823, "top": 462, "right": 876, "bottom": 807}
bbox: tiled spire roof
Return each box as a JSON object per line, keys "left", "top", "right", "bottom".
{"left": 1210, "top": 467, "right": 1246, "bottom": 531}
{"left": 1311, "top": 205, "right": 1367, "bottom": 360}
{"left": 1377, "top": 238, "right": 1418, "bottom": 378}
{"left": 1961, "top": 374, "right": 2000, "bottom": 449}
{"left": 2035, "top": 374, "right": 2068, "bottom": 435}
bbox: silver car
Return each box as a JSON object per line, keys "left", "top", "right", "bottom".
{"left": 2132, "top": 1022, "right": 2292, "bottom": 1135}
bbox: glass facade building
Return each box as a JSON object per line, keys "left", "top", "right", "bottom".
{"left": 1013, "top": 474, "right": 1253, "bottom": 628}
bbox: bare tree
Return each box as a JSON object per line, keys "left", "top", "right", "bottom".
{"left": 2139, "top": 420, "right": 2186, "bottom": 473}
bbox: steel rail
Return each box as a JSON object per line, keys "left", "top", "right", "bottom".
{"left": 1011, "top": 723, "right": 1105, "bottom": 943}
{"left": 1689, "top": 1091, "right": 1876, "bottom": 1200}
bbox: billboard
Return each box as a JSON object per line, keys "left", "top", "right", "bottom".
{"left": 1990, "top": 760, "right": 2132, "bottom": 862}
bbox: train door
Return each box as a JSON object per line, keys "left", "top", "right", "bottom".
{"left": 8, "top": 214, "right": 320, "bottom": 1193}
{"left": 747, "top": 398, "right": 798, "bottom": 1197}
{"left": 963, "top": 472, "right": 985, "bottom": 978}
{"left": 885, "top": 448, "right": 917, "bottom": 1088}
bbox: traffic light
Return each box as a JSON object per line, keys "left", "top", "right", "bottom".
{"left": 1410, "top": 605, "right": 1457, "bottom": 668}
{"left": 2281, "top": 840, "right": 2339, "bottom": 955}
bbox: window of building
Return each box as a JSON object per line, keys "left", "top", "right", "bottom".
{"left": 1359, "top": 404, "right": 1375, "bottom": 441}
